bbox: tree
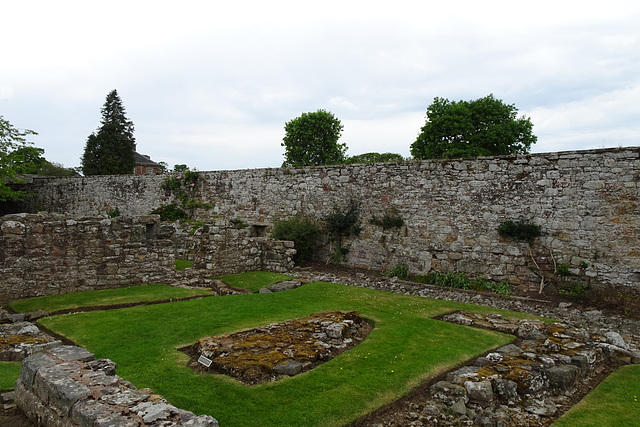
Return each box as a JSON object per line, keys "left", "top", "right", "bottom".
{"left": 81, "top": 89, "right": 136, "bottom": 175}
{"left": 0, "top": 115, "right": 38, "bottom": 201}
{"left": 8, "top": 146, "right": 47, "bottom": 174}
{"left": 281, "top": 109, "right": 347, "bottom": 167}
{"left": 410, "top": 94, "right": 537, "bottom": 159}
{"left": 345, "top": 152, "right": 405, "bottom": 164}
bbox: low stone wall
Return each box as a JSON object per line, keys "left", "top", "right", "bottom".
{"left": 190, "top": 219, "right": 296, "bottom": 276}
{"left": 0, "top": 213, "right": 296, "bottom": 301}
{"left": 14, "top": 345, "right": 218, "bottom": 426}
{"left": 0, "top": 213, "right": 175, "bottom": 301}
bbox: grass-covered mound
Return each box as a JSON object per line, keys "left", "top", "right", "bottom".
{"left": 40, "top": 281, "right": 533, "bottom": 426}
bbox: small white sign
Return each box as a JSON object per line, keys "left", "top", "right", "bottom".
{"left": 198, "top": 355, "right": 213, "bottom": 367}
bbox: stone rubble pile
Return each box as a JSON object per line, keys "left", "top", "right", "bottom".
{"left": 191, "top": 310, "right": 372, "bottom": 385}
{"left": 410, "top": 311, "right": 637, "bottom": 426}
{"left": 1, "top": 320, "right": 60, "bottom": 362}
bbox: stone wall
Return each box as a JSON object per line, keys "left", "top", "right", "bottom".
{"left": 17, "top": 147, "right": 640, "bottom": 289}
{"left": 187, "top": 219, "right": 296, "bottom": 276}
{"left": 14, "top": 345, "right": 218, "bottom": 426}
{"left": 0, "top": 213, "right": 175, "bottom": 301}
{"left": 0, "top": 213, "right": 296, "bottom": 301}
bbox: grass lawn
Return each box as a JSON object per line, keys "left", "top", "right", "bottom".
{"left": 0, "top": 361, "right": 21, "bottom": 389}
{"left": 175, "top": 259, "right": 194, "bottom": 270}
{"left": 9, "top": 284, "right": 213, "bottom": 313}
{"left": 553, "top": 364, "right": 640, "bottom": 427}
{"left": 213, "top": 271, "right": 294, "bottom": 293}
{"left": 40, "top": 281, "right": 537, "bottom": 427}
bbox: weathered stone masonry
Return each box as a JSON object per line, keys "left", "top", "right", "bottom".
{"left": 17, "top": 147, "right": 640, "bottom": 289}
{"left": 0, "top": 213, "right": 175, "bottom": 301}
{"left": 0, "top": 213, "right": 295, "bottom": 301}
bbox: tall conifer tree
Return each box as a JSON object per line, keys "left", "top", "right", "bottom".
{"left": 81, "top": 90, "right": 136, "bottom": 175}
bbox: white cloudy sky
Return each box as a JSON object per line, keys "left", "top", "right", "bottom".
{"left": 1, "top": 0, "right": 639, "bottom": 171}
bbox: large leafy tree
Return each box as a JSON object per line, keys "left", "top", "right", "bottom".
{"left": 282, "top": 109, "right": 347, "bottom": 167}
{"left": 81, "top": 89, "right": 136, "bottom": 175}
{"left": 8, "top": 146, "right": 47, "bottom": 174}
{"left": 410, "top": 94, "right": 537, "bottom": 159}
{"left": 0, "top": 116, "right": 38, "bottom": 201}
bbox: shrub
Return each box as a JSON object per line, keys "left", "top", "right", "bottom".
{"left": 150, "top": 204, "right": 187, "bottom": 221}
{"left": 324, "top": 200, "right": 361, "bottom": 238}
{"left": 107, "top": 206, "right": 120, "bottom": 218}
{"left": 324, "top": 200, "right": 361, "bottom": 263}
{"left": 556, "top": 262, "right": 571, "bottom": 277}
{"left": 386, "top": 263, "right": 409, "bottom": 279}
{"left": 271, "top": 216, "right": 321, "bottom": 263}
{"left": 157, "top": 168, "right": 210, "bottom": 219}
{"left": 482, "top": 280, "right": 512, "bottom": 297}
{"left": 497, "top": 219, "right": 541, "bottom": 242}
{"left": 370, "top": 213, "right": 404, "bottom": 230}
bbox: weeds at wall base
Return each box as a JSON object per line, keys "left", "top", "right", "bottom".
{"left": 412, "top": 271, "right": 512, "bottom": 297}
{"left": 559, "top": 285, "right": 640, "bottom": 319}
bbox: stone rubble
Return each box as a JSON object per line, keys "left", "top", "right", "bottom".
{"left": 190, "top": 310, "right": 372, "bottom": 385}
{"left": 1, "top": 319, "right": 61, "bottom": 362}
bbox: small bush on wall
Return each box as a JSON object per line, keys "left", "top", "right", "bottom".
{"left": 370, "top": 212, "right": 404, "bottom": 230}
{"left": 150, "top": 203, "right": 187, "bottom": 221}
{"left": 497, "top": 218, "right": 541, "bottom": 242}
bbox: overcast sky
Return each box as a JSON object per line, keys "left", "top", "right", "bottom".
{"left": 1, "top": 1, "right": 639, "bottom": 171}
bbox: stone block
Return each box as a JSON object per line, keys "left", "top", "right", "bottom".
{"left": 604, "top": 331, "right": 629, "bottom": 350}
{"left": 47, "top": 345, "right": 94, "bottom": 362}
{"left": 132, "top": 401, "right": 179, "bottom": 424}
{"left": 492, "top": 378, "right": 518, "bottom": 400}
{"left": 496, "top": 344, "right": 523, "bottom": 356}
{"left": 1, "top": 221, "right": 26, "bottom": 234}
{"left": 72, "top": 400, "right": 135, "bottom": 427}
{"left": 464, "top": 380, "right": 494, "bottom": 403}
{"left": 547, "top": 364, "right": 579, "bottom": 391}
{"left": 19, "top": 352, "right": 57, "bottom": 387}
{"left": 183, "top": 415, "right": 220, "bottom": 427}
{"left": 524, "top": 398, "right": 557, "bottom": 416}
{"left": 274, "top": 361, "right": 303, "bottom": 376}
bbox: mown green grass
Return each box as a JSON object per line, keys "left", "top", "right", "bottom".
{"left": 40, "top": 281, "right": 537, "bottom": 427}
{"left": 553, "top": 364, "right": 640, "bottom": 427}
{"left": 9, "top": 284, "right": 213, "bottom": 313}
{"left": 0, "top": 361, "right": 21, "bottom": 389}
{"left": 213, "top": 271, "right": 294, "bottom": 293}
{"left": 175, "top": 259, "right": 194, "bottom": 270}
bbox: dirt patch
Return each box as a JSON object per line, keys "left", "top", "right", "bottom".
{"left": 181, "top": 310, "right": 373, "bottom": 385}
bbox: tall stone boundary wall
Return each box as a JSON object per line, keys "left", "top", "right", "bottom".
{"left": 0, "top": 213, "right": 175, "bottom": 301}
{"left": 19, "top": 147, "right": 640, "bottom": 289}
